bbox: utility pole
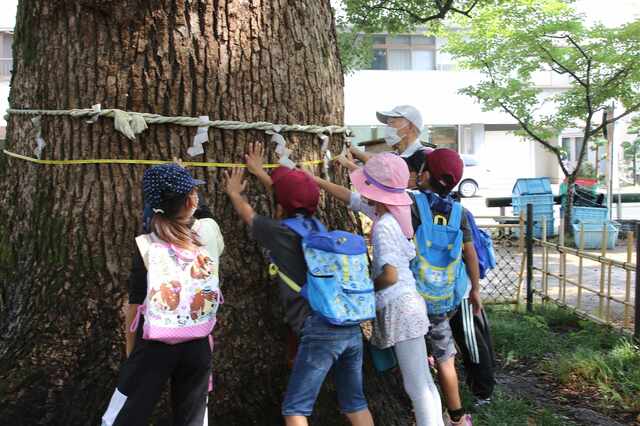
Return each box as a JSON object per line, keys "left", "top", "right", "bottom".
{"left": 604, "top": 104, "right": 615, "bottom": 220}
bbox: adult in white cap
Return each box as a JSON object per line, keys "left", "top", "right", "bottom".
{"left": 376, "top": 105, "right": 425, "bottom": 158}
{"left": 346, "top": 105, "right": 426, "bottom": 168}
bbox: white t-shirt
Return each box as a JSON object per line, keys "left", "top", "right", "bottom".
{"left": 399, "top": 139, "right": 423, "bottom": 158}
{"left": 193, "top": 218, "right": 225, "bottom": 271}
{"left": 348, "top": 192, "right": 418, "bottom": 309}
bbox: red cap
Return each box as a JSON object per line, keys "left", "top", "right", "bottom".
{"left": 425, "top": 148, "right": 464, "bottom": 192}
{"left": 271, "top": 167, "right": 320, "bottom": 215}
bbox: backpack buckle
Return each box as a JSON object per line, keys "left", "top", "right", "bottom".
{"left": 433, "top": 214, "right": 448, "bottom": 226}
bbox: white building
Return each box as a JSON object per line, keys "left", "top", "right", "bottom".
{"left": 0, "top": 28, "right": 12, "bottom": 139}
{"left": 344, "top": 34, "right": 635, "bottom": 187}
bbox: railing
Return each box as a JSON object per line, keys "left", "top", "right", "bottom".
{"left": 521, "top": 204, "right": 639, "bottom": 339}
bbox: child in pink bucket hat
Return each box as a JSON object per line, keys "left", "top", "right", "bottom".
{"left": 311, "top": 152, "right": 445, "bottom": 426}
{"left": 349, "top": 152, "right": 414, "bottom": 238}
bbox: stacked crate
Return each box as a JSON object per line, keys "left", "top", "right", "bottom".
{"left": 571, "top": 206, "right": 619, "bottom": 249}
{"left": 512, "top": 178, "right": 555, "bottom": 238}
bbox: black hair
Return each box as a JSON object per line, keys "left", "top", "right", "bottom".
{"left": 404, "top": 150, "right": 426, "bottom": 173}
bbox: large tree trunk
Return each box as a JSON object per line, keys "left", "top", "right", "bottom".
{"left": 0, "top": 1, "right": 412, "bottom": 424}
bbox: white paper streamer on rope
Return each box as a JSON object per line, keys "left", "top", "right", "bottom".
{"left": 187, "top": 115, "right": 210, "bottom": 157}
{"left": 267, "top": 130, "right": 295, "bottom": 169}
{"left": 31, "top": 116, "right": 46, "bottom": 159}
{"left": 112, "top": 110, "right": 148, "bottom": 140}
{"left": 318, "top": 133, "right": 331, "bottom": 177}
{"left": 86, "top": 104, "right": 102, "bottom": 124}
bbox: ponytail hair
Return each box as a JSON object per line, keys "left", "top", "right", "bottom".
{"left": 149, "top": 190, "right": 201, "bottom": 249}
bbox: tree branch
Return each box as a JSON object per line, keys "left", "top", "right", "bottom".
{"left": 566, "top": 35, "right": 590, "bottom": 62}
{"left": 538, "top": 44, "right": 587, "bottom": 87}
{"left": 573, "top": 111, "right": 594, "bottom": 177}
{"left": 450, "top": 0, "right": 480, "bottom": 17}
{"left": 590, "top": 101, "right": 640, "bottom": 136}
{"left": 363, "top": 0, "right": 479, "bottom": 24}
{"left": 480, "top": 61, "right": 569, "bottom": 176}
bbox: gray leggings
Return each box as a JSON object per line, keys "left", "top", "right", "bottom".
{"left": 395, "top": 337, "right": 445, "bottom": 426}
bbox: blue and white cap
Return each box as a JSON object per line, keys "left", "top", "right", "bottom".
{"left": 142, "top": 163, "right": 204, "bottom": 210}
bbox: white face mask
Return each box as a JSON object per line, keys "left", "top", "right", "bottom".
{"left": 383, "top": 123, "right": 408, "bottom": 146}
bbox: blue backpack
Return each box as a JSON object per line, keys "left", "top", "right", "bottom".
{"left": 465, "top": 211, "right": 496, "bottom": 279}
{"left": 270, "top": 217, "right": 376, "bottom": 326}
{"left": 411, "top": 192, "right": 469, "bottom": 315}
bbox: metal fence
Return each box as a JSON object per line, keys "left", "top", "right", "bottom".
{"left": 476, "top": 217, "right": 526, "bottom": 305}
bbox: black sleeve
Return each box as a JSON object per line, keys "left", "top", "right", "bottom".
{"left": 128, "top": 248, "right": 147, "bottom": 304}
{"left": 408, "top": 191, "right": 422, "bottom": 231}
{"left": 461, "top": 208, "right": 474, "bottom": 243}
{"left": 194, "top": 199, "right": 214, "bottom": 220}
{"left": 251, "top": 214, "right": 285, "bottom": 252}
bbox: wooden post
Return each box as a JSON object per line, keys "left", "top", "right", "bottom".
{"left": 542, "top": 216, "right": 548, "bottom": 300}
{"left": 577, "top": 223, "right": 585, "bottom": 310}
{"left": 527, "top": 204, "right": 534, "bottom": 312}
{"left": 559, "top": 216, "right": 566, "bottom": 303}
{"left": 606, "top": 262, "right": 613, "bottom": 323}
{"left": 634, "top": 224, "right": 640, "bottom": 342}
{"left": 598, "top": 222, "right": 609, "bottom": 319}
{"left": 624, "top": 231, "right": 633, "bottom": 328}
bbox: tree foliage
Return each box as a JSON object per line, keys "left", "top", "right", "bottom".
{"left": 336, "top": 0, "right": 484, "bottom": 72}
{"left": 442, "top": 0, "right": 640, "bottom": 179}
{"left": 622, "top": 115, "right": 640, "bottom": 184}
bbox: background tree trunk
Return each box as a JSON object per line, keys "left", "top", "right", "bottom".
{"left": 0, "top": 1, "right": 413, "bottom": 424}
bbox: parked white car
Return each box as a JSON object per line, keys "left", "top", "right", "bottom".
{"left": 456, "top": 155, "right": 490, "bottom": 198}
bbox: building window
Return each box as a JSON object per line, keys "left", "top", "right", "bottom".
{"left": 562, "top": 137, "right": 572, "bottom": 160}
{"left": 366, "top": 34, "right": 437, "bottom": 71}
{"left": 575, "top": 137, "right": 584, "bottom": 158}
{"left": 371, "top": 49, "right": 387, "bottom": 70}
{"left": 388, "top": 49, "right": 411, "bottom": 70}
{"left": 561, "top": 136, "right": 587, "bottom": 164}
{"left": 0, "top": 32, "right": 12, "bottom": 79}
{"left": 411, "top": 50, "right": 435, "bottom": 70}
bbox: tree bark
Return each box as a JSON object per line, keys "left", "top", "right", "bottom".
{"left": 0, "top": 1, "right": 413, "bottom": 425}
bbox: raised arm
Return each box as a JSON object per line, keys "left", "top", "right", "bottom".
{"left": 349, "top": 146, "right": 372, "bottom": 163}
{"left": 245, "top": 142, "right": 273, "bottom": 192}
{"left": 311, "top": 174, "right": 352, "bottom": 205}
{"left": 224, "top": 168, "right": 255, "bottom": 225}
{"left": 334, "top": 149, "right": 360, "bottom": 172}
{"left": 310, "top": 171, "right": 377, "bottom": 219}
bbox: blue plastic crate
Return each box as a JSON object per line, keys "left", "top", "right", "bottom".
{"left": 512, "top": 178, "right": 552, "bottom": 196}
{"left": 572, "top": 221, "right": 619, "bottom": 249}
{"left": 513, "top": 204, "right": 554, "bottom": 217}
{"left": 514, "top": 216, "right": 555, "bottom": 239}
{"left": 513, "top": 195, "right": 555, "bottom": 216}
{"left": 572, "top": 206, "right": 608, "bottom": 224}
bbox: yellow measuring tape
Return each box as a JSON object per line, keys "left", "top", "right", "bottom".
{"left": 2, "top": 149, "right": 324, "bottom": 169}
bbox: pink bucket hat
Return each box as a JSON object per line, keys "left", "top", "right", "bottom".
{"left": 350, "top": 152, "right": 414, "bottom": 238}
{"left": 350, "top": 152, "right": 412, "bottom": 206}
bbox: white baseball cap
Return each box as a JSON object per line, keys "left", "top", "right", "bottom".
{"left": 376, "top": 105, "right": 423, "bottom": 131}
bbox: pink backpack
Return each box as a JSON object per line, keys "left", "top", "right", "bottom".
{"left": 130, "top": 220, "right": 223, "bottom": 344}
